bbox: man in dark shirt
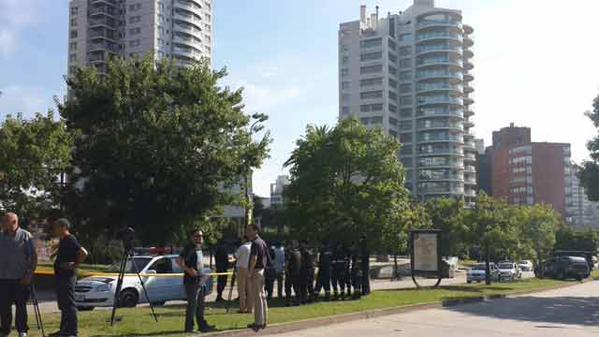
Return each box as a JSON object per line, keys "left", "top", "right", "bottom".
{"left": 299, "top": 241, "right": 315, "bottom": 304}
{"left": 176, "top": 229, "right": 214, "bottom": 333}
{"left": 214, "top": 240, "right": 229, "bottom": 302}
{"left": 284, "top": 241, "right": 302, "bottom": 306}
{"left": 246, "top": 224, "right": 269, "bottom": 331}
{"left": 50, "top": 218, "right": 88, "bottom": 337}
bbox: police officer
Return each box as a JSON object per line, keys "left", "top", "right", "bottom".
{"left": 314, "top": 242, "right": 333, "bottom": 301}
{"left": 331, "top": 243, "right": 348, "bottom": 300}
{"left": 299, "top": 240, "right": 315, "bottom": 304}
{"left": 360, "top": 237, "right": 371, "bottom": 295}
{"left": 214, "top": 239, "right": 229, "bottom": 302}
{"left": 349, "top": 247, "right": 362, "bottom": 299}
{"left": 284, "top": 241, "right": 302, "bottom": 306}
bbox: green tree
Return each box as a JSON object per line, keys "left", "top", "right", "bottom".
{"left": 58, "top": 57, "right": 270, "bottom": 244}
{"left": 0, "top": 112, "right": 73, "bottom": 216}
{"left": 579, "top": 94, "right": 599, "bottom": 200}
{"left": 424, "top": 198, "right": 467, "bottom": 257}
{"left": 518, "top": 204, "right": 561, "bottom": 277}
{"left": 284, "top": 118, "right": 410, "bottom": 249}
{"left": 463, "top": 194, "right": 519, "bottom": 284}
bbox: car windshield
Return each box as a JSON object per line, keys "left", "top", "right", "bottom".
{"left": 499, "top": 263, "right": 513, "bottom": 269}
{"left": 107, "top": 257, "right": 153, "bottom": 273}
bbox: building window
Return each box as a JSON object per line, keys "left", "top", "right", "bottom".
{"left": 388, "top": 38, "right": 397, "bottom": 51}
{"left": 399, "top": 83, "right": 412, "bottom": 93}
{"left": 388, "top": 53, "right": 397, "bottom": 63}
{"left": 341, "top": 68, "right": 349, "bottom": 77}
{"left": 129, "top": 3, "right": 142, "bottom": 11}
{"left": 341, "top": 55, "right": 349, "bottom": 64}
{"left": 360, "top": 64, "right": 383, "bottom": 74}
{"left": 360, "top": 38, "right": 382, "bottom": 49}
{"left": 389, "top": 65, "right": 397, "bottom": 75}
{"left": 130, "top": 16, "right": 141, "bottom": 23}
{"left": 129, "top": 27, "right": 141, "bottom": 35}
{"left": 68, "top": 54, "right": 77, "bottom": 62}
{"left": 70, "top": 30, "right": 78, "bottom": 39}
{"left": 361, "top": 51, "right": 382, "bottom": 61}
{"left": 399, "top": 58, "right": 411, "bottom": 68}
{"left": 399, "top": 46, "right": 412, "bottom": 56}
{"left": 341, "top": 107, "right": 350, "bottom": 115}
{"left": 399, "top": 120, "right": 412, "bottom": 130}
{"left": 69, "top": 42, "right": 77, "bottom": 50}
{"left": 389, "top": 91, "right": 398, "bottom": 100}
{"left": 389, "top": 104, "right": 398, "bottom": 113}
{"left": 400, "top": 96, "right": 413, "bottom": 105}
{"left": 129, "top": 39, "right": 141, "bottom": 47}
{"left": 70, "top": 6, "right": 78, "bottom": 16}
{"left": 341, "top": 81, "right": 351, "bottom": 90}
{"left": 399, "top": 33, "right": 413, "bottom": 42}
{"left": 399, "top": 71, "right": 412, "bottom": 80}
{"left": 400, "top": 133, "right": 412, "bottom": 143}
{"left": 389, "top": 78, "right": 397, "bottom": 88}
{"left": 360, "top": 77, "right": 383, "bottom": 87}
{"left": 70, "top": 18, "right": 77, "bottom": 27}
{"left": 389, "top": 117, "right": 398, "bottom": 126}
{"left": 400, "top": 108, "right": 412, "bottom": 117}
{"left": 360, "top": 91, "right": 383, "bottom": 100}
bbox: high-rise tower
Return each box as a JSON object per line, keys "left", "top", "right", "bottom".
{"left": 67, "top": 0, "right": 213, "bottom": 75}
{"left": 339, "top": 0, "right": 476, "bottom": 202}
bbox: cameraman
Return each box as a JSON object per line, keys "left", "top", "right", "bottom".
{"left": 0, "top": 212, "right": 37, "bottom": 337}
{"left": 176, "top": 229, "right": 215, "bottom": 333}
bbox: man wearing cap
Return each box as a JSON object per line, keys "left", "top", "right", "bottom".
{"left": 50, "top": 218, "right": 88, "bottom": 337}
{"left": 0, "top": 212, "right": 37, "bottom": 337}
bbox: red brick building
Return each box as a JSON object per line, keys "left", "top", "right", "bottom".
{"left": 484, "top": 124, "right": 572, "bottom": 218}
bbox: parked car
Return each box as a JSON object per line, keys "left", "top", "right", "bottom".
{"left": 518, "top": 260, "right": 534, "bottom": 272}
{"left": 541, "top": 256, "right": 590, "bottom": 281}
{"left": 497, "top": 262, "right": 521, "bottom": 281}
{"left": 74, "top": 255, "right": 213, "bottom": 310}
{"left": 467, "top": 263, "right": 500, "bottom": 283}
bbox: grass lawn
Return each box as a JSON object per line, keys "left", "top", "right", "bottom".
{"left": 592, "top": 269, "right": 599, "bottom": 280}
{"left": 23, "top": 277, "right": 575, "bottom": 337}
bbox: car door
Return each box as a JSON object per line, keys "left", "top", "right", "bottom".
{"left": 170, "top": 257, "right": 187, "bottom": 300}
{"left": 144, "top": 257, "right": 173, "bottom": 302}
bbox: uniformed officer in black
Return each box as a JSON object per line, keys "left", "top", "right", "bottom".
{"left": 214, "top": 239, "right": 229, "bottom": 302}
{"left": 360, "top": 236, "right": 371, "bottom": 295}
{"left": 314, "top": 242, "right": 333, "bottom": 301}
{"left": 349, "top": 247, "right": 362, "bottom": 299}
{"left": 331, "top": 243, "right": 348, "bottom": 299}
{"left": 284, "top": 241, "right": 302, "bottom": 306}
{"left": 299, "top": 240, "right": 315, "bottom": 304}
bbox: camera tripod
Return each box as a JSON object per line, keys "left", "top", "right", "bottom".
{"left": 30, "top": 284, "right": 45, "bottom": 337}
{"left": 109, "top": 246, "right": 159, "bottom": 326}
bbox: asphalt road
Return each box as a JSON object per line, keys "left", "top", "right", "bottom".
{"left": 276, "top": 280, "right": 599, "bottom": 337}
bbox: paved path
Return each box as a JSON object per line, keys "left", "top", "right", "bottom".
{"left": 276, "top": 281, "right": 599, "bottom": 337}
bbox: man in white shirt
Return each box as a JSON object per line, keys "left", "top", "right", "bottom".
{"left": 234, "top": 237, "right": 252, "bottom": 313}
{"left": 272, "top": 243, "right": 285, "bottom": 299}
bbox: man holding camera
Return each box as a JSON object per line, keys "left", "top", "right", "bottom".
{"left": 0, "top": 213, "right": 37, "bottom": 337}
{"left": 177, "top": 229, "right": 215, "bottom": 333}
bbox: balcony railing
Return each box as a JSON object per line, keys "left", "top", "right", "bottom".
{"left": 416, "top": 32, "right": 463, "bottom": 42}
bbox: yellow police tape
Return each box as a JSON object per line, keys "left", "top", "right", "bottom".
{"left": 34, "top": 269, "right": 234, "bottom": 278}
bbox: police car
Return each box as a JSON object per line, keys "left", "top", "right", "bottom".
{"left": 74, "top": 254, "right": 213, "bottom": 310}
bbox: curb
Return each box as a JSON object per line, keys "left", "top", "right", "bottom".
{"left": 197, "top": 279, "right": 591, "bottom": 337}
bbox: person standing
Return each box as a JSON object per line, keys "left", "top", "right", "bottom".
{"left": 246, "top": 224, "right": 269, "bottom": 331}
{"left": 299, "top": 241, "right": 315, "bottom": 304}
{"left": 272, "top": 243, "right": 285, "bottom": 299}
{"left": 284, "top": 241, "right": 302, "bottom": 306}
{"left": 331, "top": 243, "right": 347, "bottom": 300}
{"left": 314, "top": 242, "right": 332, "bottom": 301}
{"left": 214, "top": 240, "right": 229, "bottom": 302}
{"left": 177, "top": 229, "right": 214, "bottom": 333}
{"left": 234, "top": 237, "right": 252, "bottom": 313}
{"left": 264, "top": 246, "right": 276, "bottom": 300}
{"left": 360, "top": 237, "right": 371, "bottom": 295}
{"left": 50, "top": 218, "right": 88, "bottom": 337}
{"left": 0, "top": 213, "right": 37, "bottom": 337}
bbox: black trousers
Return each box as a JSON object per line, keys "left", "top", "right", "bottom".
{"left": 216, "top": 269, "right": 227, "bottom": 298}
{"left": 331, "top": 267, "right": 346, "bottom": 295}
{"left": 284, "top": 273, "right": 300, "bottom": 304}
{"left": 0, "top": 279, "right": 29, "bottom": 334}
{"left": 184, "top": 282, "right": 207, "bottom": 332}
{"left": 314, "top": 270, "right": 331, "bottom": 295}
{"left": 56, "top": 273, "right": 78, "bottom": 337}
{"left": 299, "top": 269, "right": 314, "bottom": 303}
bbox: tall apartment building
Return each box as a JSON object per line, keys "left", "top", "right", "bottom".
{"left": 270, "top": 175, "right": 290, "bottom": 208}
{"left": 569, "top": 166, "right": 599, "bottom": 229}
{"left": 484, "top": 124, "right": 573, "bottom": 218}
{"left": 339, "top": 0, "right": 476, "bottom": 202}
{"left": 67, "top": 0, "right": 213, "bottom": 75}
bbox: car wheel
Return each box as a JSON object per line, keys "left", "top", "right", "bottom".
{"left": 118, "top": 289, "right": 139, "bottom": 308}
{"left": 77, "top": 306, "right": 94, "bottom": 311}
{"left": 467, "top": 280, "right": 472, "bottom": 284}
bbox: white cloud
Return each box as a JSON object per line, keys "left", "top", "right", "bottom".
{"left": 0, "top": 86, "right": 53, "bottom": 119}
{"left": 0, "top": 0, "right": 43, "bottom": 57}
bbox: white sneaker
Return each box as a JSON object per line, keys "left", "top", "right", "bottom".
{"left": 19, "top": 332, "right": 28, "bottom": 337}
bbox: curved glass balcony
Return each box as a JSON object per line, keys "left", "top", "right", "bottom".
{"left": 417, "top": 95, "right": 463, "bottom": 106}
{"left": 416, "top": 120, "right": 463, "bottom": 131}
{"left": 416, "top": 32, "right": 463, "bottom": 43}
{"left": 416, "top": 43, "right": 462, "bottom": 56}
{"left": 416, "top": 70, "right": 463, "bottom": 81}
{"left": 416, "top": 107, "right": 463, "bottom": 119}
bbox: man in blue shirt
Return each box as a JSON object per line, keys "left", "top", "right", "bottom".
{"left": 176, "top": 229, "right": 215, "bottom": 333}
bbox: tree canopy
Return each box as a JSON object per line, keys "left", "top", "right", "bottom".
{"left": 283, "top": 118, "right": 410, "bottom": 248}
{"left": 0, "top": 112, "right": 73, "bottom": 217}
{"left": 579, "top": 94, "right": 599, "bottom": 200}
{"left": 58, "top": 57, "right": 270, "bottom": 244}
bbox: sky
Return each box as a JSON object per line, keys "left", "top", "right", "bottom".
{"left": 1, "top": 0, "right": 599, "bottom": 197}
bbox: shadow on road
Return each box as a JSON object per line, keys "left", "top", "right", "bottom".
{"left": 446, "top": 296, "right": 599, "bottom": 326}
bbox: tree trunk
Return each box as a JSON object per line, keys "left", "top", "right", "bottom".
{"left": 485, "top": 245, "right": 491, "bottom": 285}
{"left": 536, "top": 250, "right": 543, "bottom": 279}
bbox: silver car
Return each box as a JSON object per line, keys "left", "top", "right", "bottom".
{"left": 74, "top": 254, "right": 213, "bottom": 310}
{"left": 467, "top": 263, "right": 500, "bottom": 283}
{"left": 498, "top": 262, "right": 521, "bottom": 281}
